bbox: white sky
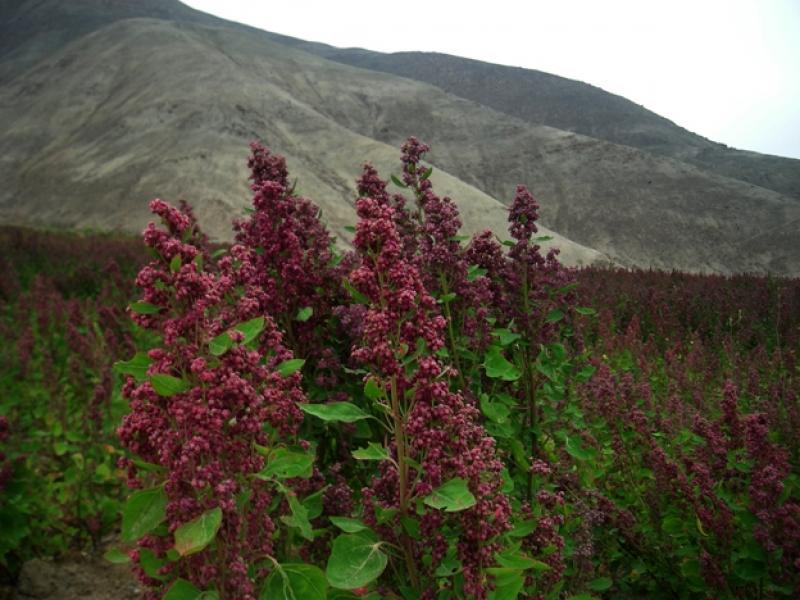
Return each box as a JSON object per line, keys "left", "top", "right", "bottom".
{"left": 183, "top": 0, "right": 800, "bottom": 160}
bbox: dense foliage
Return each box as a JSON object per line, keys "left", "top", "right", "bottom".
{"left": 0, "top": 140, "right": 798, "bottom": 599}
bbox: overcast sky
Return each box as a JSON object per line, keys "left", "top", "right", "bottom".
{"left": 183, "top": 0, "right": 800, "bottom": 159}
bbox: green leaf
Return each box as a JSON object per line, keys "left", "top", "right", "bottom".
{"left": 364, "top": 378, "right": 383, "bottom": 400}
{"left": 174, "top": 507, "right": 223, "bottom": 556}
{"left": 103, "top": 548, "right": 130, "bottom": 564}
{"left": 420, "top": 166, "right": 433, "bottom": 180}
{"left": 508, "top": 519, "right": 538, "bottom": 538}
{"left": 211, "top": 248, "right": 227, "bottom": 259}
{"left": 352, "top": 442, "right": 389, "bottom": 461}
{"left": 390, "top": 174, "right": 407, "bottom": 188}
{"left": 170, "top": 255, "right": 182, "bottom": 273}
{"left": 661, "top": 515, "right": 684, "bottom": 535}
{"left": 302, "top": 487, "right": 327, "bottom": 520}
{"left": 565, "top": 436, "right": 596, "bottom": 461}
{"left": 434, "top": 547, "right": 461, "bottom": 577}
{"left": 480, "top": 396, "right": 511, "bottom": 424}
{"left": 150, "top": 373, "right": 190, "bottom": 397}
{"left": 326, "top": 532, "right": 388, "bottom": 590}
{"left": 467, "top": 264, "right": 488, "bottom": 282}
{"left": 209, "top": 331, "right": 234, "bottom": 356}
{"left": 282, "top": 495, "right": 314, "bottom": 541}
{"left": 300, "top": 402, "right": 370, "bottom": 423}
{"left": 567, "top": 595, "right": 599, "bottom": 600}
{"left": 259, "top": 447, "right": 314, "bottom": 480}
{"left": 588, "top": 577, "right": 612, "bottom": 591}
{"left": 330, "top": 516, "right": 369, "bottom": 533}
{"left": 438, "top": 292, "right": 457, "bottom": 303}
{"left": 130, "top": 301, "right": 161, "bottom": 315}
{"left": 735, "top": 558, "right": 766, "bottom": 582}
{"left": 484, "top": 346, "right": 521, "bottom": 381}
{"left": 545, "top": 309, "right": 564, "bottom": 323}
{"left": 496, "top": 552, "right": 549, "bottom": 571}
{"left": 575, "top": 307, "right": 597, "bottom": 316}
{"left": 139, "top": 547, "right": 167, "bottom": 580}
{"left": 121, "top": 486, "right": 168, "bottom": 543}
{"left": 343, "top": 278, "right": 370, "bottom": 304}
{"left": 296, "top": 307, "right": 314, "bottom": 322}
{"left": 492, "top": 328, "right": 521, "bottom": 346}
{"left": 113, "top": 352, "right": 152, "bottom": 382}
{"left": 262, "top": 563, "right": 327, "bottom": 600}
{"left": 277, "top": 358, "right": 306, "bottom": 377}
{"left": 424, "top": 478, "right": 476, "bottom": 512}
{"left": 163, "top": 578, "right": 201, "bottom": 600}
{"left": 236, "top": 317, "right": 265, "bottom": 345}
{"left": 487, "top": 568, "right": 524, "bottom": 600}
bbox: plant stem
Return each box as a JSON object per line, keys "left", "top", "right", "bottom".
{"left": 390, "top": 375, "right": 420, "bottom": 592}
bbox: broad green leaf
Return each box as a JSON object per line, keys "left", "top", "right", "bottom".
{"left": 326, "top": 532, "right": 388, "bottom": 590}
{"left": 364, "top": 378, "right": 383, "bottom": 400}
{"left": 163, "top": 579, "right": 201, "bottom": 600}
{"left": 508, "top": 520, "right": 538, "bottom": 538}
{"left": 424, "top": 478, "right": 476, "bottom": 512}
{"left": 121, "top": 486, "right": 167, "bottom": 543}
{"left": 139, "top": 547, "right": 167, "bottom": 580}
{"left": 492, "top": 328, "right": 521, "bottom": 346}
{"left": 302, "top": 487, "right": 327, "bottom": 520}
{"left": 567, "top": 595, "right": 599, "bottom": 600}
{"left": 296, "top": 307, "right": 314, "bottom": 322}
{"left": 277, "top": 358, "right": 306, "bottom": 377}
{"left": 480, "top": 396, "right": 511, "bottom": 424}
{"left": 282, "top": 495, "right": 314, "bottom": 541}
{"left": 420, "top": 166, "right": 433, "bottom": 180}
{"left": 174, "top": 507, "right": 223, "bottom": 556}
{"left": 150, "top": 374, "right": 190, "bottom": 397}
{"left": 130, "top": 301, "right": 161, "bottom": 315}
{"left": 259, "top": 447, "right": 314, "bottom": 480}
{"left": 300, "top": 402, "right": 370, "bottom": 423}
{"left": 113, "top": 352, "right": 151, "bottom": 382}
{"left": 484, "top": 346, "right": 521, "bottom": 381}
{"left": 329, "top": 516, "right": 369, "bottom": 533}
{"left": 661, "top": 515, "right": 684, "bottom": 535}
{"left": 169, "top": 255, "right": 182, "bottom": 273}
{"left": 103, "top": 548, "right": 130, "bottom": 564}
{"left": 588, "top": 577, "right": 612, "bottom": 591}
{"left": 211, "top": 248, "right": 227, "bottom": 259}
{"left": 352, "top": 442, "right": 389, "bottom": 461}
{"left": 236, "top": 317, "right": 265, "bottom": 345}
{"left": 209, "top": 331, "right": 234, "bottom": 356}
{"left": 487, "top": 568, "right": 524, "bottom": 600}
{"left": 565, "top": 436, "right": 596, "bottom": 461}
{"left": 735, "top": 558, "right": 766, "bottom": 582}
{"left": 575, "top": 307, "right": 597, "bottom": 316}
{"left": 262, "top": 563, "right": 327, "bottom": 600}
{"left": 545, "top": 309, "right": 564, "bottom": 323}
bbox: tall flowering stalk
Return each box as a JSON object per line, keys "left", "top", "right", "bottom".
{"left": 117, "top": 199, "right": 308, "bottom": 599}
{"left": 234, "top": 142, "right": 340, "bottom": 360}
{"left": 345, "top": 196, "right": 512, "bottom": 598}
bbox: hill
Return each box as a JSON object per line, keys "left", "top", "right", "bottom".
{"left": 1, "top": 0, "right": 799, "bottom": 274}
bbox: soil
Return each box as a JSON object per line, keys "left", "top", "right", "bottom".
{"left": 7, "top": 552, "right": 140, "bottom": 600}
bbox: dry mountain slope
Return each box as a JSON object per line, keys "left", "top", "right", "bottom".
{"left": 1, "top": 1, "right": 799, "bottom": 274}
{"left": 0, "top": 17, "right": 603, "bottom": 265}
{"left": 270, "top": 41, "right": 800, "bottom": 202}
